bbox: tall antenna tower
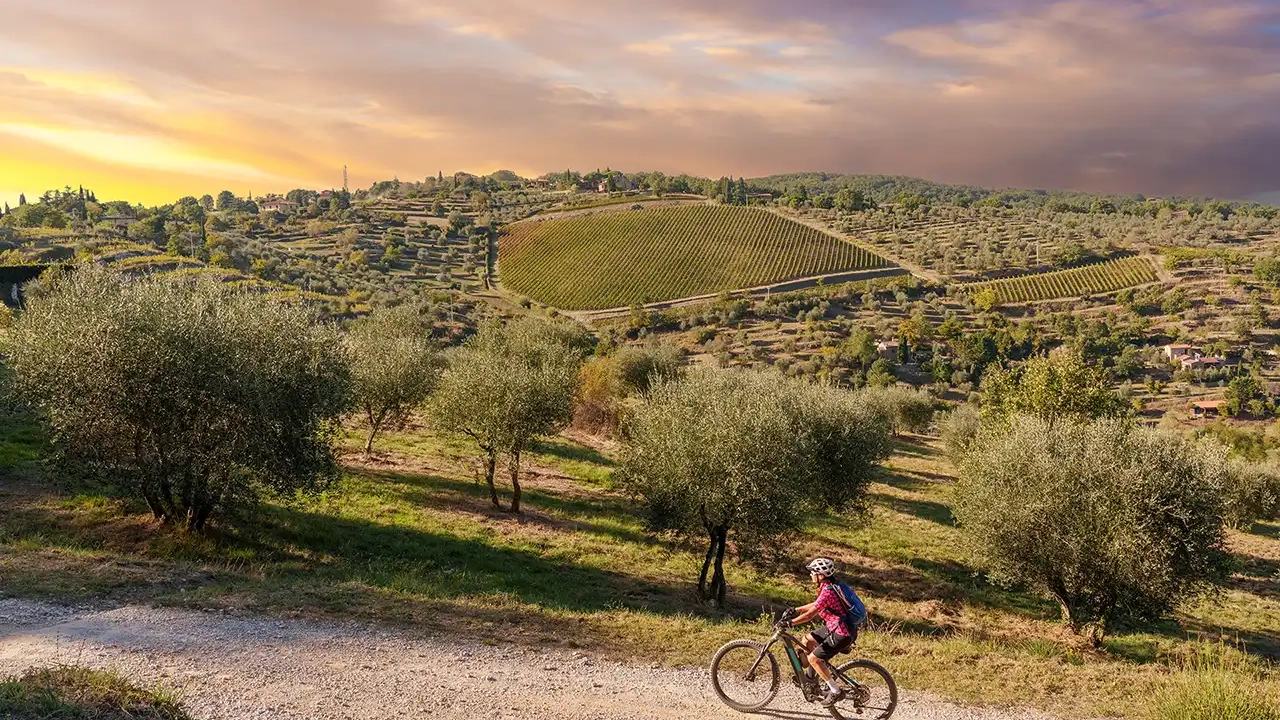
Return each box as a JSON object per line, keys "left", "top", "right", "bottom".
{"left": 343, "top": 165, "right": 349, "bottom": 193}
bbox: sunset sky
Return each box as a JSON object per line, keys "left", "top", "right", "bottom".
{"left": 2, "top": 0, "right": 1279, "bottom": 207}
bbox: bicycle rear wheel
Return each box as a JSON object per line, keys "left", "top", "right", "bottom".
{"left": 826, "top": 659, "right": 897, "bottom": 719}
{"left": 709, "top": 640, "right": 780, "bottom": 712}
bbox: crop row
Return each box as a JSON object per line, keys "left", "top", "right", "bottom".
{"left": 499, "top": 206, "right": 889, "bottom": 309}
{"left": 965, "top": 256, "right": 1157, "bottom": 303}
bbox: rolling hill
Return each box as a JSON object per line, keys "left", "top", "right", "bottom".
{"left": 497, "top": 205, "right": 893, "bottom": 310}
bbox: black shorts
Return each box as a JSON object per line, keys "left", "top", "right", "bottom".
{"left": 810, "top": 626, "right": 855, "bottom": 661}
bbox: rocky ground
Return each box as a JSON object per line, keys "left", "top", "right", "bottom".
{"left": 0, "top": 598, "right": 1062, "bottom": 720}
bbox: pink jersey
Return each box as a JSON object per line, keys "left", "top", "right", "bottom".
{"left": 814, "top": 582, "right": 850, "bottom": 635}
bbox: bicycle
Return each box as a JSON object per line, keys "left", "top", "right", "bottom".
{"left": 709, "top": 608, "right": 897, "bottom": 719}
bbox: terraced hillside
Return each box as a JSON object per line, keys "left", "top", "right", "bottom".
{"left": 499, "top": 205, "right": 891, "bottom": 309}
{"left": 964, "top": 255, "right": 1158, "bottom": 303}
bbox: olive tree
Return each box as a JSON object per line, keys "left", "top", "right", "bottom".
{"left": 980, "top": 350, "right": 1129, "bottom": 426}
{"left": 861, "top": 385, "right": 935, "bottom": 436}
{"left": 954, "top": 415, "right": 1231, "bottom": 643}
{"left": 5, "top": 267, "right": 351, "bottom": 532}
{"left": 347, "top": 305, "right": 445, "bottom": 454}
{"left": 618, "top": 368, "right": 892, "bottom": 605}
{"left": 433, "top": 318, "right": 584, "bottom": 513}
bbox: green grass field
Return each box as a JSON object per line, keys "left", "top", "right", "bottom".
{"left": 498, "top": 205, "right": 891, "bottom": 309}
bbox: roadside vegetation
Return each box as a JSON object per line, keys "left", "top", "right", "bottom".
{"left": 0, "top": 665, "right": 190, "bottom": 720}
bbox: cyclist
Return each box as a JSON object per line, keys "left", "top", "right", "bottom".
{"left": 787, "top": 557, "right": 866, "bottom": 707}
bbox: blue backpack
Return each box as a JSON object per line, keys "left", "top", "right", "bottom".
{"left": 831, "top": 580, "right": 867, "bottom": 634}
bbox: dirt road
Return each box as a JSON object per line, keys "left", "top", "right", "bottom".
{"left": 0, "top": 598, "right": 1060, "bottom": 720}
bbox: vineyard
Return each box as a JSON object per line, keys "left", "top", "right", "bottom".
{"left": 964, "top": 256, "right": 1158, "bottom": 303}
{"left": 498, "top": 205, "right": 890, "bottom": 309}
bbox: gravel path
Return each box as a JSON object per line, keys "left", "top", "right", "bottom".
{"left": 0, "top": 598, "right": 1059, "bottom": 720}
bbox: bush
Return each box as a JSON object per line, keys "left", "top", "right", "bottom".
{"left": 618, "top": 367, "right": 891, "bottom": 604}
{"left": 0, "top": 665, "right": 191, "bottom": 720}
{"left": 955, "top": 415, "right": 1231, "bottom": 642}
{"left": 1219, "top": 451, "right": 1280, "bottom": 529}
{"left": 861, "top": 385, "right": 935, "bottom": 436}
{"left": 938, "top": 403, "right": 981, "bottom": 457}
{"left": 613, "top": 342, "right": 685, "bottom": 396}
{"left": 6, "top": 267, "right": 350, "bottom": 532}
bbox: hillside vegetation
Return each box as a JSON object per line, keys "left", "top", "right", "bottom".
{"left": 498, "top": 205, "right": 891, "bottom": 309}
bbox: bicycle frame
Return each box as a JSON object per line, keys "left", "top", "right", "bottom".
{"left": 747, "top": 625, "right": 817, "bottom": 699}
{"left": 745, "top": 623, "right": 859, "bottom": 703}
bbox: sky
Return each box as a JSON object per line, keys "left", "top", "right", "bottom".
{"left": 1, "top": 0, "right": 1279, "bottom": 207}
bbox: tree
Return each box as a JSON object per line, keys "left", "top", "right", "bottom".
{"left": 347, "top": 306, "right": 445, "bottom": 454}
{"left": 1225, "top": 373, "right": 1264, "bottom": 416}
{"left": 433, "top": 319, "right": 584, "bottom": 512}
{"left": 981, "top": 351, "right": 1128, "bottom": 426}
{"left": 199, "top": 194, "right": 215, "bottom": 211}
{"left": 18, "top": 193, "right": 26, "bottom": 206}
{"left": 6, "top": 267, "right": 350, "bottom": 532}
{"left": 613, "top": 343, "right": 685, "bottom": 395}
{"left": 618, "top": 368, "right": 892, "bottom": 604}
{"left": 860, "top": 386, "right": 935, "bottom": 436}
{"left": 215, "top": 190, "right": 236, "bottom": 211}
{"left": 955, "top": 416, "right": 1231, "bottom": 643}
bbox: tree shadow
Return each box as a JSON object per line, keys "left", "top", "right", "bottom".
{"left": 869, "top": 492, "right": 953, "bottom": 526}
{"left": 1247, "top": 522, "right": 1280, "bottom": 541}
{"left": 529, "top": 438, "right": 615, "bottom": 468}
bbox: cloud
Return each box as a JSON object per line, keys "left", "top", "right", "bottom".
{"left": 0, "top": 0, "right": 1277, "bottom": 205}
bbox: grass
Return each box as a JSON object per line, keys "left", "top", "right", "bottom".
{"left": 499, "top": 205, "right": 891, "bottom": 309}
{"left": 1144, "top": 650, "right": 1280, "bottom": 720}
{"left": 0, "top": 410, "right": 1278, "bottom": 718}
{"left": 0, "top": 665, "right": 190, "bottom": 720}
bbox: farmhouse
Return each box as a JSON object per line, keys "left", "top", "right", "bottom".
{"left": 1189, "top": 400, "right": 1225, "bottom": 419}
{"left": 1181, "top": 356, "right": 1223, "bottom": 371}
{"left": 261, "top": 199, "right": 298, "bottom": 214}
{"left": 1163, "top": 343, "right": 1195, "bottom": 360}
{"left": 876, "top": 340, "right": 900, "bottom": 360}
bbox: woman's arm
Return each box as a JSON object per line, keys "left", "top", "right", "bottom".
{"left": 791, "top": 601, "right": 820, "bottom": 624}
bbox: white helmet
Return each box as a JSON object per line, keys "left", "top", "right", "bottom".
{"left": 806, "top": 557, "right": 837, "bottom": 576}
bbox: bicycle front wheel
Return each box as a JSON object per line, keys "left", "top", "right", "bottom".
{"left": 827, "top": 659, "right": 897, "bottom": 719}
{"left": 709, "top": 639, "right": 780, "bottom": 712}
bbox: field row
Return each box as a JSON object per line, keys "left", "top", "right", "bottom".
{"left": 499, "top": 206, "right": 889, "bottom": 309}
{"left": 964, "top": 256, "right": 1157, "bottom": 303}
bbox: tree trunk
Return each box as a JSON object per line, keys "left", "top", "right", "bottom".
{"left": 710, "top": 525, "right": 729, "bottom": 606}
{"left": 508, "top": 446, "right": 523, "bottom": 514}
{"left": 698, "top": 526, "right": 717, "bottom": 600}
{"left": 365, "top": 408, "right": 386, "bottom": 456}
{"left": 485, "top": 449, "right": 500, "bottom": 508}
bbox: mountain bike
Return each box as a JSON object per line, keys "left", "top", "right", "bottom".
{"left": 709, "top": 608, "right": 897, "bottom": 719}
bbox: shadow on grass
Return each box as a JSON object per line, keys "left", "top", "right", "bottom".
{"left": 1247, "top": 522, "right": 1280, "bottom": 541}
{"left": 887, "top": 436, "right": 939, "bottom": 459}
{"left": 869, "top": 491, "right": 953, "bottom": 526}
{"left": 529, "top": 439, "right": 615, "bottom": 468}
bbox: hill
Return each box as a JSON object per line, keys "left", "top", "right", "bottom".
{"left": 498, "top": 205, "right": 893, "bottom": 310}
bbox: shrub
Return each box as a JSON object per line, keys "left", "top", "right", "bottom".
{"left": 938, "top": 403, "right": 981, "bottom": 457}
{"left": 618, "top": 368, "right": 891, "bottom": 604}
{"left": 981, "top": 350, "right": 1129, "bottom": 426}
{"left": 861, "top": 385, "right": 936, "bottom": 436}
{"left": 613, "top": 342, "right": 685, "bottom": 396}
{"left": 6, "top": 267, "right": 350, "bottom": 531}
{"left": 1218, "top": 451, "right": 1280, "bottom": 529}
{"left": 955, "top": 415, "right": 1231, "bottom": 643}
